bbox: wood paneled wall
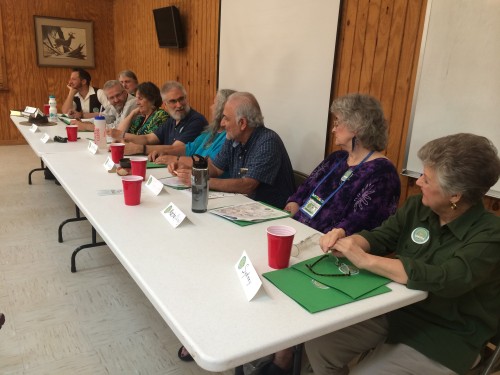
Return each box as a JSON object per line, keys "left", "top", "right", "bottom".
{"left": 329, "top": 0, "right": 427, "bottom": 198}
{"left": 328, "top": 0, "right": 499, "bottom": 214}
{"left": 112, "top": 0, "right": 219, "bottom": 120}
{"left": 1, "top": 0, "right": 498, "bottom": 213}
{"left": 0, "top": 0, "right": 115, "bottom": 145}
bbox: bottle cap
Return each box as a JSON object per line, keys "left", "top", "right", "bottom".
{"left": 49, "top": 94, "right": 55, "bottom": 98}
{"left": 192, "top": 154, "right": 208, "bottom": 168}
{"left": 95, "top": 116, "right": 105, "bottom": 120}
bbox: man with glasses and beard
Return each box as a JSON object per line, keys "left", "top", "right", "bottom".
{"left": 108, "top": 81, "right": 207, "bottom": 156}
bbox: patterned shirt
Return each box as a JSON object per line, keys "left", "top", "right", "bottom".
{"left": 154, "top": 108, "right": 207, "bottom": 145}
{"left": 287, "top": 150, "right": 401, "bottom": 234}
{"left": 128, "top": 109, "right": 169, "bottom": 135}
{"left": 213, "top": 126, "right": 295, "bottom": 208}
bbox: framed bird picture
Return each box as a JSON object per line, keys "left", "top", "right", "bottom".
{"left": 34, "top": 16, "right": 95, "bottom": 68}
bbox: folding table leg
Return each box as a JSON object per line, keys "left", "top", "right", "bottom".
{"left": 58, "top": 205, "right": 87, "bottom": 243}
{"left": 28, "top": 159, "right": 46, "bottom": 185}
{"left": 292, "top": 344, "right": 303, "bottom": 375}
{"left": 71, "top": 227, "right": 106, "bottom": 273}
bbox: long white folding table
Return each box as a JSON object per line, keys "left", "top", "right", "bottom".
{"left": 11, "top": 115, "right": 109, "bottom": 253}
{"left": 40, "top": 149, "right": 428, "bottom": 372}
{"left": 11, "top": 115, "right": 92, "bottom": 183}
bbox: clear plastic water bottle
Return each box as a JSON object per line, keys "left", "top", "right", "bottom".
{"left": 93, "top": 116, "right": 107, "bottom": 149}
{"left": 191, "top": 154, "right": 209, "bottom": 213}
{"left": 48, "top": 95, "right": 57, "bottom": 120}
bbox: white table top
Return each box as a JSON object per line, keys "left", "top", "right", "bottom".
{"left": 11, "top": 115, "right": 94, "bottom": 156}
{"left": 41, "top": 150, "right": 428, "bottom": 372}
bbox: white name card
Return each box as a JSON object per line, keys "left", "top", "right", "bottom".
{"left": 29, "top": 124, "right": 38, "bottom": 133}
{"left": 103, "top": 156, "right": 115, "bottom": 171}
{"left": 40, "top": 133, "right": 50, "bottom": 143}
{"left": 146, "top": 175, "right": 164, "bottom": 196}
{"left": 235, "top": 251, "right": 262, "bottom": 301}
{"left": 87, "top": 140, "right": 98, "bottom": 154}
{"left": 161, "top": 202, "right": 186, "bottom": 228}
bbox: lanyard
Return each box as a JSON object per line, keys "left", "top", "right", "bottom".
{"left": 300, "top": 151, "right": 374, "bottom": 218}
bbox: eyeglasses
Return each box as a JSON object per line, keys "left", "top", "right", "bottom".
{"left": 107, "top": 90, "right": 127, "bottom": 101}
{"left": 305, "top": 253, "right": 359, "bottom": 277}
{"left": 165, "top": 96, "right": 186, "bottom": 105}
{"left": 333, "top": 117, "right": 344, "bottom": 129}
{"left": 291, "top": 233, "right": 321, "bottom": 257}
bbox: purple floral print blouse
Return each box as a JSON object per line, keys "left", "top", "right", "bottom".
{"left": 287, "top": 150, "right": 401, "bottom": 234}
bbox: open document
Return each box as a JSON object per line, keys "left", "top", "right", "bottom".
{"left": 209, "top": 201, "right": 289, "bottom": 225}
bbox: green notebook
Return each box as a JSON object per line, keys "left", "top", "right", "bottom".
{"left": 263, "top": 267, "right": 391, "bottom": 313}
{"left": 147, "top": 161, "right": 166, "bottom": 169}
{"left": 291, "top": 255, "right": 390, "bottom": 299}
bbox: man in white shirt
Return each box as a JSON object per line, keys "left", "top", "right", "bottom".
{"left": 61, "top": 68, "right": 108, "bottom": 119}
{"left": 72, "top": 80, "right": 137, "bottom": 131}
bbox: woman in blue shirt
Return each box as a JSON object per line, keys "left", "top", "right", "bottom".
{"left": 149, "top": 89, "right": 236, "bottom": 166}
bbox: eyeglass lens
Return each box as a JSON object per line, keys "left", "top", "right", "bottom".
{"left": 305, "top": 253, "right": 359, "bottom": 277}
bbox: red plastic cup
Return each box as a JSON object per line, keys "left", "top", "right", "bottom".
{"left": 110, "top": 143, "right": 125, "bottom": 164}
{"left": 66, "top": 125, "right": 78, "bottom": 142}
{"left": 267, "top": 225, "right": 296, "bottom": 269}
{"left": 121, "top": 175, "right": 143, "bottom": 206}
{"left": 130, "top": 156, "right": 148, "bottom": 181}
{"left": 43, "top": 104, "right": 50, "bottom": 116}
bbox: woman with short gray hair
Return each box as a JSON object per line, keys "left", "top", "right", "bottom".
{"left": 310, "top": 133, "right": 500, "bottom": 374}
{"left": 285, "top": 93, "right": 400, "bottom": 236}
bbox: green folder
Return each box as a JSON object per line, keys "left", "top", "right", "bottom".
{"left": 292, "top": 255, "right": 390, "bottom": 299}
{"left": 58, "top": 116, "right": 71, "bottom": 125}
{"left": 263, "top": 267, "right": 391, "bottom": 313}
{"left": 147, "top": 161, "right": 166, "bottom": 169}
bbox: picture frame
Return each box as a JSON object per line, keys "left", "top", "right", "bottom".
{"left": 34, "top": 16, "right": 95, "bottom": 68}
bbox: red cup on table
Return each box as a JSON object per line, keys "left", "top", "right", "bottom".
{"left": 267, "top": 225, "right": 297, "bottom": 269}
{"left": 110, "top": 143, "right": 125, "bottom": 164}
{"left": 130, "top": 156, "right": 148, "bottom": 181}
{"left": 43, "top": 104, "right": 50, "bottom": 116}
{"left": 121, "top": 175, "right": 143, "bottom": 206}
{"left": 66, "top": 125, "right": 78, "bottom": 142}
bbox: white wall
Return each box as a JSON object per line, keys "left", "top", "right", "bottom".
{"left": 405, "top": 0, "right": 500, "bottom": 197}
{"left": 218, "top": 0, "right": 341, "bottom": 174}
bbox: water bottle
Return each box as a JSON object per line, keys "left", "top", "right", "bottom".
{"left": 93, "top": 116, "right": 107, "bottom": 149}
{"left": 191, "top": 154, "right": 209, "bottom": 213}
{"left": 48, "top": 95, "right": 57, "bottom": 120}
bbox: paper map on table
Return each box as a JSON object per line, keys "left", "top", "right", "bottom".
{"left": 210, "top": 201, "right": 289, "bottom": 223}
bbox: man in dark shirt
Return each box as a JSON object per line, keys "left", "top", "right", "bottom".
{"left": 173, "top": 92, "right": 295, "bottom": 208}
{"left": 110, "top": 81, "right": 207, "bottom": 155}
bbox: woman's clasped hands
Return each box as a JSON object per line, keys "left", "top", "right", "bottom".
{"left": 319, "top": 228, "right": 370, "bottom": 270}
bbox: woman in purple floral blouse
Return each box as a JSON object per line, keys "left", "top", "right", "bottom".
{"left": 285, "top": 93, "right": 401, "bottom": 239}
{"left": 262, "top": 94, "right": 402, "bottom": 375}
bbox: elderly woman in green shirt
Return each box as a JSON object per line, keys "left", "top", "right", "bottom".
{"left": 307, "top": 133, "right": 500, "bottom": 375}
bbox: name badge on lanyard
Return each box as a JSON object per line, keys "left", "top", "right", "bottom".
{"left": 300, "top": 194, "right": 323, "bottom": 218}
{"left": 299, "top": 151, "right": 374, "bottom": 219}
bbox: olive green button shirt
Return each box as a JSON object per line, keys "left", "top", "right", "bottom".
{"left": 359, "top": 194, "right": 500, "bottom": 375}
